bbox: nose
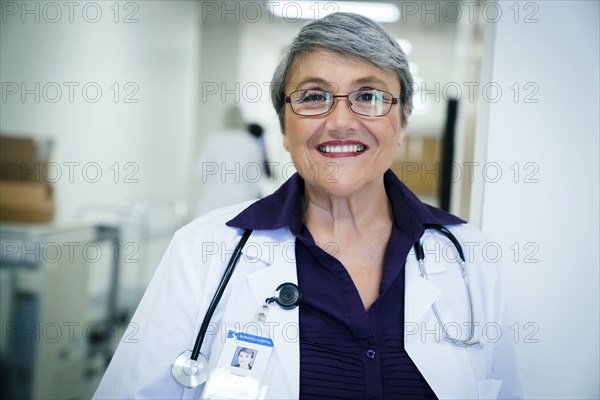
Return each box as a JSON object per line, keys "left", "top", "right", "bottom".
{"left": 325, "top": 96, "right": 358, "bottom": 132}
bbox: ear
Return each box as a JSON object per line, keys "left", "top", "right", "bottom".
{"left": 397, "top": 125, "right": 406, "bottom": 146}
{"left": 282, "top": 129, "right": 290, "bottom": 152}
{"left": 398, "top": 105, "right": 410, "bottom": 145}
{"left": 401, "top": 104, "right": 412, "bottom": 129}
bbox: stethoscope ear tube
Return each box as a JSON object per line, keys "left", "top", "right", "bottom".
{"left": 414, "top": 224, "right": 479, "bottom": 347}
{"left": 190, "top": 229, "right": 253, "bottom": 361}
{"left": 424, "top": 223, "right": 466, "bottom": 262}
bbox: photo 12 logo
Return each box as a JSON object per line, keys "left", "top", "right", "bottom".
{"left": 414, "top": 81, "right": 540, "bottom": 104}
{"left": 0, "top": 240, "right": 140, "bottom": 265}
{"left": 0, "top": 161, "right": 140, "bottom": 184}
{"left": 201, "top": 1, "right": 341, "bottom": 23}
{"left": 1, "top": 82, "right": 140, "bottom": 104}
{"left": 399, "top": 1, "right": 540, "bottom": 24}
{"left": 1, "top": 1, "right": 140, "bottom": 24}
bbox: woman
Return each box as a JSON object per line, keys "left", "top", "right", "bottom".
{"left": 232, "top": 347, "right": 254, "bottom": 370}
{"left": 94, "top": 12, "right": 523, "bottom": 400}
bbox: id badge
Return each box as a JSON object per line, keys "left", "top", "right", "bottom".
{"left": 201, "top": 330, "right": 275, "bottom": 399}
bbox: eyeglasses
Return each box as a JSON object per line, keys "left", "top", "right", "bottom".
{"left": 285, "top": 89, "right": 398, "bottom": 117}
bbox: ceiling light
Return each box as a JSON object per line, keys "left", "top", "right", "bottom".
{"left": 266, "top": 1, "right": 401, "bottom": 23}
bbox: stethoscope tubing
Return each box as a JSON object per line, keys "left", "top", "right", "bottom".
{"left": 423, "top": 223, "right": 466, "bottom": 262}
{"left": 190, "top": 228, "right": 253, "bottom": 360}
{"left": 414, "top": 224, "right": 479, "bottom": 346}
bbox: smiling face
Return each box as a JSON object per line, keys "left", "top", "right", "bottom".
{"left": 283, "top": 50, "right": 406, "bottom": 198}
{"left": 237, "top": 350, "right": 252, "bottom": 368}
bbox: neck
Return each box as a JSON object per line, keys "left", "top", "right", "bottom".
{"left": 304, "top": 178, "right": 392, "bottom": 236}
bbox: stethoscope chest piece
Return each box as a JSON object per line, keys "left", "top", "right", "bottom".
{"left": 172, "top": 350, "right": 209, "bottom": 388}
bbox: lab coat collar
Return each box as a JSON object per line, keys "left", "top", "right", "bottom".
{"left": 233, "top": 227, "right": 296, "bottom": 266}
{"left": 226, "top": 174, "right": 305, "bottom": 234}
{"left": 404, "top": 247, "right": 442, "bottom": 323}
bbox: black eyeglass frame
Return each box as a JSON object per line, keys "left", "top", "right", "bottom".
{"left": 285, "top": 89, "right": 399, "bottom": 117}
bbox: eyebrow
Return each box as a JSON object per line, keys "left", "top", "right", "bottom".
{"left": 354, "top": 75, "right": 390, "bottom": 90}
{"left": 292, "top": 75, "right": 390, "bottom": 91}
{"left": 293, "top": 77, "right": 330, "bottom": 88}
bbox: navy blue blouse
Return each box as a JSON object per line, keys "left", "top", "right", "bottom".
{"left": 227, "top": 170, "right": 464, "bottom": 399}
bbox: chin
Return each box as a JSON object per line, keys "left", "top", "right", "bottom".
{"left": 309, "top": 172, "right": 370, "bottom": 197}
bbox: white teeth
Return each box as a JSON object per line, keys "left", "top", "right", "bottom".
{"left": 318, "top": 144, "right": 366, "bottom": 153}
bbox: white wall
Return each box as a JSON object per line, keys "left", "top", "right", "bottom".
{"left": 1, "top": 1, "right": 201, "bottom": 224}
{"left": 473, "top": 1, "right": 599, "bottom": 398}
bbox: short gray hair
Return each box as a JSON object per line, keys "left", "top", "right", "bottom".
{"left": 270, "top": 12, "right": 414, "bottom": 130}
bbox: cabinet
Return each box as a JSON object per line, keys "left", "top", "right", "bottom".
{"left": 0, "top": 224, "right": 113, "bottom": 399}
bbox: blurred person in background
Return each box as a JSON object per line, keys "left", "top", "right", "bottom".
{"left": 194, "top": 106, "right": 266, "bottom": 217}
{"left": 247, "top": 122, "right": 272, "bottom": 179}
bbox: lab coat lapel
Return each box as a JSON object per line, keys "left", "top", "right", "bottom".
{"left": 244, "top": 228, "right": 300, "bottom": 399}
{"left": 404, "top": 248, "right": 479, "bottom": 399}
{"left": 404, "top": 248, "right": 442, "bottom": 323}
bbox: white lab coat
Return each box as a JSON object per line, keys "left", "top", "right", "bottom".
{"left": 94, "top": 201, "right": 523, "bottom": 399}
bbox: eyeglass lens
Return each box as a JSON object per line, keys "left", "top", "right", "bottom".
{"left": 289, "top": 89, "right": 395, "bottom": 117}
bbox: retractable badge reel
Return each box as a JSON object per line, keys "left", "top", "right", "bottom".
{"left": 256, "top": 283, "right": 301, "bottom": 322}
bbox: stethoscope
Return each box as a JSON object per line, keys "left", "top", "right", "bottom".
{"left": 171, "top": 229, "right": 302, "bottom": 388}
{"left": 172, "top": 224, "right": 478, "bottom": 388}
{"left": 414, "top": 224, "right": 480, "bottom": 348}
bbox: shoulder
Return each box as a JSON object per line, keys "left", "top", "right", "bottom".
{"left": 443, "top": 223, "right": 497, "bottom": 265}
{"left": 419, "top": 222, "right": 494, "bottom": 263}
{"left": 444, "top": 223, "right": 503, "bottom": 290}
{"left": 445, "top": 222, "right": 491, "bottom": 243}
{"left": 185, "top": 200, "right": 258, "bottom": 229}
{"left": 173, "top": 200, "right": 259, "bottom": 249}
{"left": 418, "top": 222, "right": 501, "bottom": 281}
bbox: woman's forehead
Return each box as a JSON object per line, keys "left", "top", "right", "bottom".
{"left": 286, "top": 49, "right": 400, "bottom": 92}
